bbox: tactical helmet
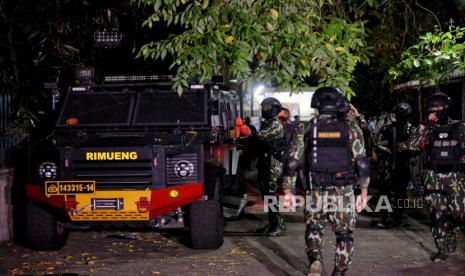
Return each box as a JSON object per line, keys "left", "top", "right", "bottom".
{"left": 261, "top": 97, "right": 282, "bottom": 120}
{"left": 338, "top": 98, "right": 350, "bottom": 117}
{"left": 427, "top": 92, "right": 451, "bottom": 112}
{"left": 427, "top": 92, "right": 451, "bottom": 124}
{"left": 311, "top": 87, "right": 345, "bottom": 116}
{"left": 394, "top": 101, "right": 413, "bottom": 118}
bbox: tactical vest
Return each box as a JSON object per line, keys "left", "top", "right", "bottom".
{"left": 426, "top": 124, "right": 461, "bottom": 173}
{"left": 308, "top": 118, "right": 355, "bottom": 187}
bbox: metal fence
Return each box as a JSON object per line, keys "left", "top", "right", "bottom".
{"left": 0, "top": 91, "right": 23, "bottom": 165}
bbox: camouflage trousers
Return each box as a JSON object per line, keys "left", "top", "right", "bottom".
{"left": 282, "top": 176, "right": 296, "bottom": 192}
{"left": 424, "top": 171, "right": 465, "bottom": 240}
{"left": 258, "top": 156, "right": 283, "bottom": 195}
{"left": 304, "top": 186, "right": 356, "bottom": 270}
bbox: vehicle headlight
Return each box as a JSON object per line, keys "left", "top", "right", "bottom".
{"left": 174, "top": 160, "right": 194, "bottom": 178}
{"left": 38, "top": 162, "right": 58, "bottom": 179}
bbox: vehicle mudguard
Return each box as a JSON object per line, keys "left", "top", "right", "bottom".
{"left": 204, "top": 160, "right": 225, "bottom": 200}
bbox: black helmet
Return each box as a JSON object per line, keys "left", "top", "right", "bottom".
{"left": 427, "top": 92, "right": 451, "bottom": 124}
{"left": 427, "top": 92, "right": 451, "bottom": 112}
{"left": 311, "top": 87, "right": 345, "bottom": 116}
{"left": 394, "top": 101, "right": 413, "bottom": 118}
{"left": 261, "top": 97, "right": 282, "bottom": 120}
{"left": 337, "top": 98, "right": 350, "bottom": 119}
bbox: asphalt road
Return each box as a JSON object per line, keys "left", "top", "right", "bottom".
{"left": 1, "top": 203, "right": 465, "bottom": 276}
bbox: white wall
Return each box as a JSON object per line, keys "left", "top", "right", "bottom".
{"left": 263, "top": 90, "right": 317, "bottom": 121}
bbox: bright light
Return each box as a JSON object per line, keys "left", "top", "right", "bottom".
{"left": 74, "top": 66, "right": 95, "bottom": 85}
{"left": 71, "top": 86, "right": 88, "bottom": 92}
{"left": 254, "top": 85, "right": 265, "bottom": 95}
{"left": 93, "top": 30, "right": 123, "bottom": 48}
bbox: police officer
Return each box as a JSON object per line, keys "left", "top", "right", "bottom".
{"left": 237, "top": 97, "right": 288, "bottom": 236}
{"left": 408, "top": 92, "right": 465, "bottom": 262}
{"left": 373, "top": 101, "right": 414, "bottom": 227}
{"left": 304, "top": 87, "right": 370, "bottom": 276}
{"left": 278, "top": 108, "right": 304, "bottom": 194}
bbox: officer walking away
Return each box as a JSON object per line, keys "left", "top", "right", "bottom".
{"left": 278, "top": 108, "right": 305, "bottom": 194}
{"left": 407, "top": 92, "right": 465, "bottom": 262}
{"left": 373, "top": 101, "right": 414, "bottom": 227}
{"left": 304, "top": 87, "right": 370, "bottom": 276}
{"left": 236, "top": 97, "right": 289, "bottom": 236}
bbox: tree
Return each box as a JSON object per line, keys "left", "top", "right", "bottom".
{"left": 351, "top": 0, "right": 464, "bottom": 114}
{"left": 389, "top": 23, "right": 465, "bottom": 86}
{"left": 137, "top": 0, "right": 374, "bottom": 98}
{"left": 0, "top": 0, "right": 141, "bottom": 128}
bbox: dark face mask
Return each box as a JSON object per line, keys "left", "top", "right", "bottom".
{"left": 428, "top": 111, "right": 448, "bottom": 125}
{"left": 262, "top": 109, "right": 273, "bottom": 120}
{"left": 261, "top": 104, "right": 275, "bottom": 120}
{"left": 437, "top": 110, "right": 449, "bottom": 125}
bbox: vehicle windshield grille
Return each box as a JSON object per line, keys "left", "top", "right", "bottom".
{"left": 57, "top": 93, "right": 133, "bottom": 127}
{"left": 132, "top": 91, "right": 207, "bottom": 126}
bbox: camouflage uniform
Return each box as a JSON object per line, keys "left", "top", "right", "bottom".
{"left": 257, "top": 117, "right": 285, "bottom": 193}
{"left": 408, "top": 122, "right": 465, "bottom": 257}
{"left": 281, "top": 120, "right": 305, "bottom": 191}
{"left": 304, "top": 116, "right": 370, "bottom": 272}
{"left": 373, "top": 116, "right": 414, "bottom": 225}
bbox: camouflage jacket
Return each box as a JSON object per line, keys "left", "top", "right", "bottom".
{"left": 258, "top": 117, "right": 284, "bottom": 139}
{"left": 408, "top": 120, "right": 465, "bottom": 158}
{"left": 373, "top": 116, "right": 414, "bottom": 154}
{"left": 282, "top": 121, "right": 305, "bottom": 166}
{"left": 257, "top": 117, "right": 285, "bottom": 156}
{"left": 373, "top": 118, "right": 415, "bottom": 147}
{"left": 304, "top": 116, "right": 370, "bottom": 189}
{"left": 407, "top": 121, "right": 465, "bottom": 194}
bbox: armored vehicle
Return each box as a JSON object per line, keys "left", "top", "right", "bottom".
{"left": 15, "top": 72, "right": 239, "bottom": 250}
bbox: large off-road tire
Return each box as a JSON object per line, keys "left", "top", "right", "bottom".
{"left": 25, "top": 202, "right": 68, "bottom": 250}
{"left": 188, "top": 179, "right": 224, "bottom": 249}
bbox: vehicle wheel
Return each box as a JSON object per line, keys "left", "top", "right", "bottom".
{"left": 25, "top": 202, "right": 68, "bottom": 250}
{"left": 188, "top": 179, "right": 224, "bottom": 249}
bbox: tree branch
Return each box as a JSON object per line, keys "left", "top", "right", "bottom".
{"left": 415, "top": 1, "right": 441, "bottom": 31}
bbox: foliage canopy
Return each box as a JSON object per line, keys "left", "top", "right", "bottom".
{"left": 137, "top": 0, "right": 374, "bottom": 98}
{"left": 389, "top": 23, "right": 465, "bottom": 87}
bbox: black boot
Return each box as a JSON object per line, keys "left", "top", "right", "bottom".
{"left": 331, "top": 268, "right": 347, "bottom": 276}
{"left": 268, "top": 212, "right": 286, "bottom": 237}
{"left": 447, "top": 228, "right": 458, "bottom": 253}
{"left": 307, "top": 251, "right": 323, "bottom": 276}
{"left": 256, "top": 224, "right": 270, "bottom": 233}
{"left": 431, "top": 238, "right": 448, "bottom": 262}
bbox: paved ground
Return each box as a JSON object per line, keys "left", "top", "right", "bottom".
{"left": 1, "top": 203, "right": 465, "bottom": 276}
{"left": 2, "top": 169, "right": 465, "bottom": 275}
